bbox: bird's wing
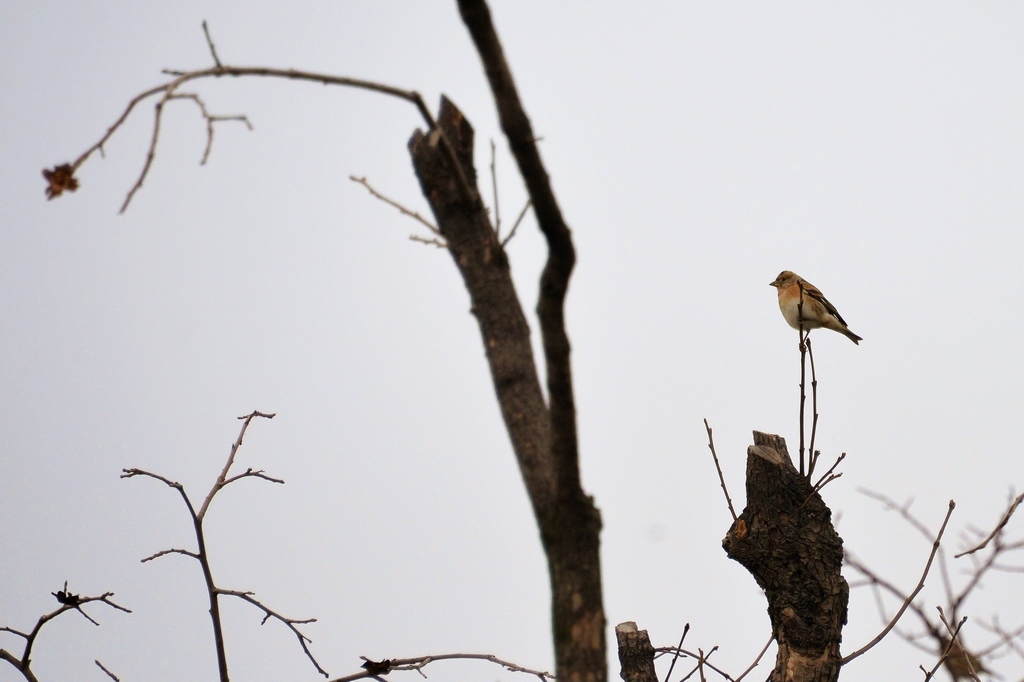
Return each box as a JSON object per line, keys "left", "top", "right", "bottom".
{"left": 800, "top": 283, "right": 850, "bottom": 327}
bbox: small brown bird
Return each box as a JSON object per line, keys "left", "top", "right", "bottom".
{"left": 769, "top": 271, "right": 862, "bottom": 344}
{"left": 939, "top": 636, "right": 990, "bottom": 680}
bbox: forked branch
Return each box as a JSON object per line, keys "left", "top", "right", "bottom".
{"left": 45, "top": 24, "right": 473, "bottom": 213}
{"left": 123, "top": 410, "right": 325, "bottom": 681}
{"left": 0, "top": 584, "right": 130, "bottom": 682}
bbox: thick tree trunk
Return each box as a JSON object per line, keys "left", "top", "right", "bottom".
{"left": 409, "top": 96, "right": 605, "bottom": 682}
{"left": 722, "top": 432, "right": 848, "bottom": 682}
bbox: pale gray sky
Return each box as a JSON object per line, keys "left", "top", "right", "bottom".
{"left": 2, "top": 3, "right": 1023, "bottom": 681}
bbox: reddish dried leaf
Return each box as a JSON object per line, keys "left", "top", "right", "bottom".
{"left": 42, "top": 163, "right": 79, "bottom": 199}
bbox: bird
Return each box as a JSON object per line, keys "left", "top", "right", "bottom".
{"left": 939, "top": 636, "right": 990, "bottom": 680}
{"left": 769, "top": 271, "right": 862, "bottom": 344}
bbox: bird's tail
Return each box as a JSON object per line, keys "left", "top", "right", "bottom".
{"left": 844, "top": 329, "right": 863, "bottom": 345}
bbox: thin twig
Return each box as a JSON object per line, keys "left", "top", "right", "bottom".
{"left": 654, "top": 646, "right": 731, "bottom": 682}
{"left": 663, "top": 623, "right": 690, "bottom": 682}
{"left": 196, "top": 410, "right": 276, "bottom": 521}
{"left": 956, "top": 491, "right": 1024, "bottom": 558}
{"left": 977, "top": 616, "right": 1024, "bottom": 660}
{"left": 409, "top": 235, "right": 447, "bottom": 248}
{"left": 202, "top": 20, "right": 222, "bottom": 67}
{"left": 141, "top": 547, "right": 200, "bottom": 563}
{"left": 806, "top": 334, "right": 820, "bottom": 479}
{"left": 951, "top": 536, "right": 1003, "bottom": 619}
{"left": 798, "top": 452, "right": 845, "bottom": 511}
{"left": 328, "top": 653, "right": 554, "bottom": 682}
{"left": 842, "top": 500, "right": 956, "bottom": 664}
{"left": 797, "top": 286, "right": 807, "bottom": 477}
{"left": 120, "top": 468, "right": 198, "bottom": 520}
{"left": 221, "top": 467, "right": 285, "bottom": 487}
{"left": 937, "top": 609, "right": 982, "bottom": 682}
{"left": 166, "top": 92, "right": 252, "bottom": 164}
{"left": 490, "top": 139, "right": 500, "bottom": 238}
{"left": 95, "top": 660, "right": 121, "bottom": 682}
{"left": 500, "top": 198, "right": 531, "bottom": 247}
{"left": 844, "top": 551, "right": 936, "bottom": 638}
{"left": 703, "top": 419, "right": 737, "bottom": 521}
{"left": 217, "top": 589, "right": 326, "bottom": 677}
{"left": 859, "top": 489, "right": 938, "bottom": 544}
{"left": 350, "top": 174, "right": 442, "bottom": 237}
{"left": 921, "top": 616, "right": 968, "bottom": 681}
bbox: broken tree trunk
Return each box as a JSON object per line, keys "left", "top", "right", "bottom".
{"left": 723, "top": 432, "right": 849, "bottom": 682}
{"left": 408, "top": 97, "right": 606, "bottom": 682}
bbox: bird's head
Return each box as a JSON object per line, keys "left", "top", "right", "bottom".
{"left": 770, "top": 271, "right": 799, "bottom": 289}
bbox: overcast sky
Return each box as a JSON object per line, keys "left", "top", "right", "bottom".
{"left": 2, "top": 2, "right": 1023, "bottom": 681}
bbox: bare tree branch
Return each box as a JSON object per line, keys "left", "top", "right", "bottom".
{"left": 662, "top": 623, "right": 690, "bottom": 682}
{"left": 328, "top": 653, "right": 554, "bottom": 682}
{"left": 500, "top": 198, "right": 532, "bottom": 247}
{"left": 47, "top": 39, "right": 477, "bottom": 213}
{"left": 0, "top": 586, "right": 130, "bottom": 682}
{"left": 956, "top": 490, "right": 1023, "bottom": 558}
{"left": 703, "top": 419, "right": 736, "bottom": 522}
{"left": 123, "top": 411, "right": 324, "bottom": 681}
{"left": 95, "top": 660, "right": 121, "bottom": 682}
{"left": 141, "top": 547, "right": 200, "bottom": 562}
{"left": 490, "top": 139, "right": 500, "bottom": 238}
{"left": 166, "top": 91, "right": 252, "bottom": 164}
{"left": 654, "top": 646, "right": 731, "bottom": 682}
{"left": 936, "top": 609, "right": 983, "bottom": 681}
{"left": 859, "top": 489, "right": 938, "bottom": 544}
{"left": 202, "top": 20, "right": 223, "bottom": 68}
{"left": 348, "top": 175, "right": 444, "bottom": 238}
{"left": 842, "top": 500, "right": 956, "bottom": 664}
{"left": 217, "top": 588, "right": 325, "bottom": 677}
{"left": 920, "top": 616, "right": 968, "bottom": 681}
{"left": 196, "top": 410, "right": 276, "bottom": 521}
{"left": 409, "top": 234, "right": 447, "bottom": 248}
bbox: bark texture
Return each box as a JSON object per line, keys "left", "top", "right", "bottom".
{"left": 722, "top": 432, "right": 848, "bottom": 682}
{"left": 409, "top": 93, "right": 604, "bottom": 682}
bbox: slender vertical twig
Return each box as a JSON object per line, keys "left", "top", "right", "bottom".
{"left": 797, "top": 283, "right": 807, "bottom": 477}
{"left": 201, "top": 21, "right": 222, "bottom": 68}
{"left": 806, "top": 335, "right": 819, "bottom": 479}
{"left": 703, "top": 419, "right": 737, "bottom": 522}
{"left": 490, "top": 139, "right": 500, "bottom": 239}
{"left": 662, "top": 623, "right": 689, "bottom": 682}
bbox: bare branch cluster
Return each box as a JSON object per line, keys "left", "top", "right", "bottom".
{"left": 122, "top": 410, "right": 330, "bottom": 681}
{"left": 0, "top": 583, "right": 130, "bottom": 682}
{"left": 845, "top": 489, "right": 1024, "bottom": 679}
{"left": 331, "top": 653, "right": 553, "bottom": 682}
{"left": 47, "top": 13, "right": 596, "bottom": 682}
{"left": 43, "top": 23, "right": 471, "bottom": 215}
{"left": 614, "top": 622, "right": 772, "bottom": 682}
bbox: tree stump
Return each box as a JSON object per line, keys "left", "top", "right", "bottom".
{"left": 722, "top": 432, "right": 848, "bottom": 682}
